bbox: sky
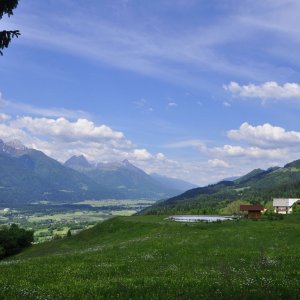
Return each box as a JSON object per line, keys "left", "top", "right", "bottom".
{"left": 1, "top": 0, "right": 300, "bottom": 185}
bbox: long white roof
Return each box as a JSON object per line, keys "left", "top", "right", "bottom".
{"left": 273, "top": 198, "right": 300, "bottom": 207}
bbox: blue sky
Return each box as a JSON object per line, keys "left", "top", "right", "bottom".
{"left": 1, "top": 0, "right": 300, "bottom": 185}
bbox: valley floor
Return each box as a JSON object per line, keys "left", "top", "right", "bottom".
{"left": 0, "top": 215, "right": 300, "bottom": 299}
{"left": 0, "top": 199, "right": 155, "bottom": 243}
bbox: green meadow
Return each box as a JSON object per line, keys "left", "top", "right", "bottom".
{"left": 0, "top": 215, "right": 300, "bottom": 299}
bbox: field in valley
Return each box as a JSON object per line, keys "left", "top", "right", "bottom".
{"left": 0, "top": 200, "right": 155, "bottom": 242}
{"left": 0, "top": 214, "right": 300, "bottom": 299}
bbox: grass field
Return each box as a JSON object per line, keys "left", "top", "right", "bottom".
{"left": 0, "top": 215, "right": 300, "bottom": 299}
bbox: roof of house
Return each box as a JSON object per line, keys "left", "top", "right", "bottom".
{"left": 240, "top": 204, "right": 264, "bottom": 211}
{"left": 273, "top": 198, "right": 300, "bottom": 207}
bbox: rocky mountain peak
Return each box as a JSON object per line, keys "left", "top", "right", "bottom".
{"left": 0, "top": 138, "right": 28, "bottom": 156}
{"left": 122, "top": 159, "right": 131, "bottom": 166}
{"left": 65, "top": 155, "right": 91, "bottom": 169}
{"left": 6, "top": 139, "right": 27, "bottom": 150}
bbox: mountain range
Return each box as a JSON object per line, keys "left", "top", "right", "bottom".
{"left": 143, "top": 160, "right": 300, "bottom": 214}
{"left": 0, "top": 139, "right": 195, "bottom": 207}
{"left": 5, "top": 138, "right": 300, "bottom": 213}
{"left": 64, "top": 155, "right": 194, "bottom": 200}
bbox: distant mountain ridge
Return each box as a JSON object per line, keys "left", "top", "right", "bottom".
{"left": 150, "top": 173, "right": 198, "bottom": 191}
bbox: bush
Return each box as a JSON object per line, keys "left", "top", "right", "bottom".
{"left": 292, "top": 203, "right": 300, "bottom": 214}
{"left": 267, "top": 212, "right": 284, "bottom": 220}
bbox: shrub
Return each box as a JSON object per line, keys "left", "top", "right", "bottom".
{"left": 267, "top": 212, "right": 284, "bottom": 220}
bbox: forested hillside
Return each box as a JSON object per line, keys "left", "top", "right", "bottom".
{"left": 143, "top": 160, "right": 300, "bottom": 215}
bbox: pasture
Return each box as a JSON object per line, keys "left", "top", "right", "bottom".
{"left": 0, "top": 214, "right": 300, "bottom": 299}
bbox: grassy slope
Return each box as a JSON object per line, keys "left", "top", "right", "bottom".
{"left": 1, "top": 216, "right": 300, "bottom": 299}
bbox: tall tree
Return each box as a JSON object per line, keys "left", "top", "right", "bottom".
{"left": 0, "top": 0, "right": 20, "bottom": 55}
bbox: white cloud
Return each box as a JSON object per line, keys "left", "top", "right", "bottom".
{"left": 132, "top": 149, "right": 153, "bottom": 160}
{"left": 224, "top": 81, "right": 300, "bottom": 100}
{"left": 0, "top": 95, "right": 89, "bottom": 119}
{"left": 208, "top": 159, "right": 229, "bottom": 168}
{"left": 12, "top": 117, "right": 124, "bottom": 141}
{"left": 0, "top": 123, "right": 27, "bottom": 141}
{"left": 0, "top": 116, "right": 133, "bottom": 161}
{"left": 165, "top": 139, "right": 207, "bottom": 151}
{"left": 167, "top": 102, "right": 178, "bottom": 108}
{"left": 212, "top": 144, "right": 286, "bottom": 159}
{"left": 161, "top": 121, "right": 300, "bottom": 184}
{"left": 0, "top": 113, "right": 11, "bottom": 122}
{"left": 228, "top": 122, "right": 300, "bottom": 148}
{"left": 223, "top": 101, "right": 231, "bottom": 107}
{"left": 134, "top": 99, "right": 154, "bottom": 113}
{"left": 156, "top": 152, "right": 166, "bottom": 160}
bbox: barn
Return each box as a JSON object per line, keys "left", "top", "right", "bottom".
{"left": 240, "top": 204, "right": 264, "bottom": 220}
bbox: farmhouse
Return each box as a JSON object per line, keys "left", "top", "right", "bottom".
{"left": 240, "top": 204, "right": 264, "bottom": 220}
{"left": 273, "top": 198, "right": 300, "bottom": 214}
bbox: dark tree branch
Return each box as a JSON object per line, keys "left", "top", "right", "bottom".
{"left": 0, "top": 0, "right": 20, "bottom": 55}
{"left": 0, "top": 30, "right": 20, "bottom": 55}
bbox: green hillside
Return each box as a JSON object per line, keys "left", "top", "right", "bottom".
{"left": 144, "top": 160, "right": 300, "bottom": 215}
{"left": 0, "top": 215, "right": 300, "bottom": 299}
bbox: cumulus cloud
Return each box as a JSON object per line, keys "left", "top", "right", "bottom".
{"left": 163, "top": 121, "right": 300, "bottom": 179}
{"left": 167, "top": 102, "right": 178, "bottom": 107}
{"left": 203, "top": 122, "right": 300, "bottom": 177}
{"left": 0, "top": 113, "right": 11, "bottom": 122}
{"left": 212, "top": 144, "right": 286, "bottom": 159}
{"left": 0, "top": 117, "right": 128, "bottom": 161}
{"left": 208, "top": 159, "right": 229, "bottom": 168}
{"left": 0, "top": 123, "right": 27, "bottom": 141}
{"left": 156, "top": 153, "right": 166, "bottom": 160}
{"left": 228, "top": 122, "right": 300, "bottom": 148}
{"left": 12, "top": 117, "right": 124, "bottom": 141}
{"left": 224, "top": 81, "right": 300, "bottom": 100}
{"left": 132, "top": 149, "right": 153, "bottom": 160}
